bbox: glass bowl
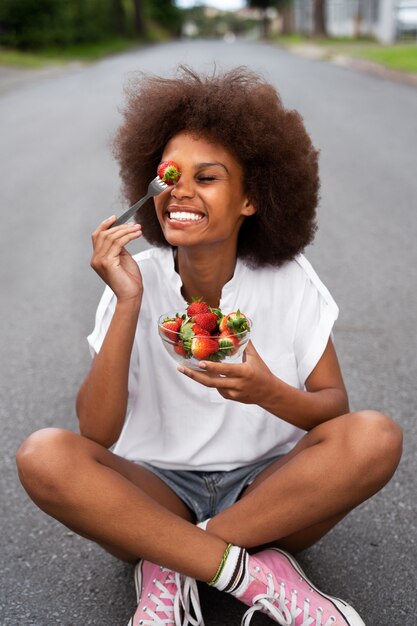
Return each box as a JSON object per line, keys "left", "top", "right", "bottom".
{"left": 157, "top": 312, "right": 251, "bottom": 371}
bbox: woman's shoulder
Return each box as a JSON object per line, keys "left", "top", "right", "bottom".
{"left": 242, "top": 254, "right": 311, "bottom": 287}
{"left": 292, "top": 254, "right": 336, "bottom": 306}
{"left": 242, "top": 254, "right": 335, "bottom": 306}
{"left": 132, "top": 246, "right": 173, "bottom": 275}
{"left": 132, "top": 245, "right": 170, "bottom": 264}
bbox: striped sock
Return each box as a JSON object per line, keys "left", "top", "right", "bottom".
{"left": 197, "top": 520, "right": 250, "bottom": 596}
{"left": 207, "top": 543, "right": 250, "bottom": 596}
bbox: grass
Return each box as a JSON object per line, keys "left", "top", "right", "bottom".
{"left": 274, "top": 34, "right": 417, "bottom": 74}
{"left": 349, "top": 44, "right": 417, "bottom": 73}
{"left": 0, "top": 37, "right": 141, "bottom": 68}
{"left": 0, "top": 48, "right": 52, "bottom": 68}
{"left": 273, "top": 33, "right": 306, "bottom": 46}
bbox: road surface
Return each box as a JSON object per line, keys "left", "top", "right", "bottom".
{"left": 1, "top": 39, "right": 416, "bottom": 625}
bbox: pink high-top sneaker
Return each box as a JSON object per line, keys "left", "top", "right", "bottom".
{"left": 127, "top": 560, "right": 204, "bottom": 626}
{"left": 236, "top": 548, "right": 366, "bottom": 626}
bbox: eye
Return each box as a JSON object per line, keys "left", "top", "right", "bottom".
{"left": 197, "top": 175, "right": 216, "bottom": 182}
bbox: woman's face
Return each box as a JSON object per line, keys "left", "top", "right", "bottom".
{"left": 154, "top": 132, "right": 256, "bottom": 251}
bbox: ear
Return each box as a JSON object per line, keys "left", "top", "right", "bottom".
{"left": 241, "top": 198, "right": 257, "bottom": 217}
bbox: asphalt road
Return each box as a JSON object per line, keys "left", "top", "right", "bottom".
{"left": 1, "top": 39, "right": 416, "bottom": 626}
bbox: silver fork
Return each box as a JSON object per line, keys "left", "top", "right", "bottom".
{"left": 113, "top": 176, "right": 168, "bottom": 227}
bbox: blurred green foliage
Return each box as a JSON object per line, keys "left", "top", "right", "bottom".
{"left": 147, "top": 0, "right": 182, "bottom": 36}
{"left": 0, "top": 0, "right": 182, "bottom": 50}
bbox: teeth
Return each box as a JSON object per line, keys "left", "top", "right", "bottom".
{"left": 169, "top": 211, "right": 203, "bottom": 221}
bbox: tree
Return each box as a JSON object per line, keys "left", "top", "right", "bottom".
{"left": 248, "top": 0, "right": 293, "bottom": 38}
{"left": 353, "top": 0, "right": 365, "bottom": 38}
{"left": 312, "top": 0, "right": 326, "bottom": 37}
{"left": 132, "top": 0, "right": 146, "bottom": 37}
{"left": 279, "top": 0, "right": 294, "bottom": 35}
{"left": 110, "top": 0, "right": 126, "bottom": 36}
{"left": 248, "top": 0, "right": 273, "bottom": 37}
{"left": 148, "top": 0, "right": 182, "bottom": 36}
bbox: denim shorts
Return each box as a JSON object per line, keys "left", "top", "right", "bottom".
{"left": 137, "top": 456, "right": 282, "bottom": 523}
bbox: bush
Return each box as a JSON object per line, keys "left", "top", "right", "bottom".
{"left": 0, "top": 0, "right": 124, "bottom": 49}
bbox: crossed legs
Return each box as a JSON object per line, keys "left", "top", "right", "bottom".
{"left": 16, "top": 410, "right": 402, "bottom": 581}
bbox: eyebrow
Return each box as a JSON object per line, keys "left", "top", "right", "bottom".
{"left": 196, "top": 162, "right": 229, "bottom": 173}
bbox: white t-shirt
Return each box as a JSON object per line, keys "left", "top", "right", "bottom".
{"left": 87, "top": 247, "right": 339, "bottom": 470}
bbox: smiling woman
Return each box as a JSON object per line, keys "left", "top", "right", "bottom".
{"left": 16, "top": 64, "right": 402, "bottom": 626}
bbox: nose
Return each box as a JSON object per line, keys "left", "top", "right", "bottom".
{"left": 170, "top": 173, "right": 195, "bottom": 199}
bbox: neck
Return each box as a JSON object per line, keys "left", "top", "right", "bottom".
{"left": 176, "top": 244, "right": 238, "bottom": 309}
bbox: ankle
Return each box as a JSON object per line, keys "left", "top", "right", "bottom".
{"left": 205, "top": 543, "right": 250, "bottom": 595}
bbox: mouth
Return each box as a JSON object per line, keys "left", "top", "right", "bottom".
{"left": 166, "top": 207, "right": 205, "bottom": 224}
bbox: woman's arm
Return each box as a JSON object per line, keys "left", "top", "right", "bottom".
{"left": 76, "top": 216, "right": 143, "bottom": 448}
{"left": 178, "top": 337, "right": 349, "bottom": 431}
{"left": 256, "top": 338, "right": 349, "bottom": 430}
{"left": 76, "top": 297, "right": 140, "bottom": 447}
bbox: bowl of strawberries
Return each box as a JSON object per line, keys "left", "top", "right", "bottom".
{"left": 158, "top": 300, "right": 251, "bottom": 370}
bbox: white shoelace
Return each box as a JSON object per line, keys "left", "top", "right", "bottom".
{"left": 138, "top": 569, "right": 204, "bottom": 626}
{"left": 241, "top": 573, "right": 337, "bottom": 626}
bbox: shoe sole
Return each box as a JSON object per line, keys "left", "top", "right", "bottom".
{"left": 133, "top": 560, "right": 144, "bottom": 602}
{"left": 269, "top": 548, "right": 366, "bottom": 626}
{"left": 125, "top": 562, "right": 144, "bottom": 626}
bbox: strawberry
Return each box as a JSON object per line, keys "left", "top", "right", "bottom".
{"left": 161, "top": 317, "right": 182, "bottom": 342}
{"left": 187, "top": 298, "right": 210, "bottom": 317}
{"left": 179, "top": 319, "right": 194, "bottom": 339}
{"left": 193, "top": 312, "right": 218, "bottom": 333}
{"left": 179, "top": 320, "right": 196, "bottom": 352}
{"left": 192, "top": 324, "right": 210, "bottom": 337}
{"left": 218, "top": 316, "right": 227, "bottom": 333}
{"left": 210, "top": 307, "right": 223, "bottom": 321}
{"left": 157, "top": 160, "right": 181, "bottom": 186}
{"left": 159, "top": 304, "right": 250, "bottom": 365}
{"left": 219, "top": 310, "right": 249, "bottom": 334}
{"left": 218, "top": 331, "right": 239, "bottom": 356}
{"left": 174, "top": 340, "right": 189, "bottom": 357}
{"left": 191, "top": 336, "right": 219, "bottom": 360}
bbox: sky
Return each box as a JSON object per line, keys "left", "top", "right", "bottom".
{"left": 176, "top": 0, "right": 246, "bottom": 10}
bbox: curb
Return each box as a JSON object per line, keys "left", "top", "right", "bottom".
{"left": 331, "top": 54, "right": 417, "bottom": 88}
{"left": 287, "top": 43, "right": 417, "bottom": 89}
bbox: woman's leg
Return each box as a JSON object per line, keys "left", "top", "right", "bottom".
{"left": 206, "top": 410, "right": 403, "bottom": 552}
{"left": 16, "top": 410, "right": 402, "bottom": 584}
{"left": 16, "top": 428, "right": 227, "bottom": 579}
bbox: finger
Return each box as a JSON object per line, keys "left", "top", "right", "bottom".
{"left": 94, "top": 223, "right": 142, "bottom": 256}
{"left": 177, "top": 365, "right": 234, "bottom": 389}
{"left": 92, "top": 215, "right": 117, "bottom": 240}
{"left": 245, "top": 339, "right": 255, "bottom": 353}
{"left": 92, "top": 217, "right": 140, "bottom": 247}
{"left": 196, "top": 360, "right": 245, "bottom": 377}
{"left": 243, "top": 339, "right": 259, "bottom": 362}
{"left": 106, "top": 227, "right": 143, "bottom": 259}
{"left": 91, "top": 226, "right": 142, "bottom": 270}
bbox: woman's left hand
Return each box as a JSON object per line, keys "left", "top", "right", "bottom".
{"left": 178, "top": 340, "right": 275, "bottom": 405}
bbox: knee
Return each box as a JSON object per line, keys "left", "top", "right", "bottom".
{"left": 348, "top": 410, "right": 403, "bottom": 488}
{"left": 16, "top": 428, "right": 78, "bottom": 502}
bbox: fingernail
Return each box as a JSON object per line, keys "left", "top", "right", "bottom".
{"left": 198, "top": 361, "right": 207, "bottom": 369}
{"left": 104, "top": 215, "right": 115, "bottom": 222}
{"left": 177, "top": 366, "right": 185, "bottom": 373}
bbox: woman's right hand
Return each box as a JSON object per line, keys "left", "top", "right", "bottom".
{"left": 90, "top": 216, "right": 143, "bottom": 302}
